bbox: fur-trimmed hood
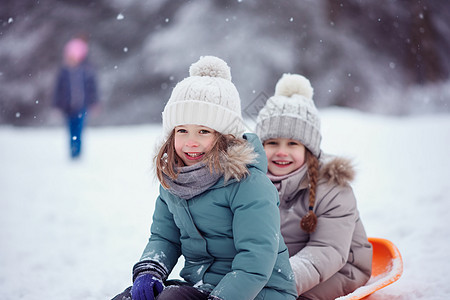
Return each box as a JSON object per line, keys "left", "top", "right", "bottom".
{"left": 319, "top": 154, "right": 356, "bottom": 187}
{"left": 218, "top": 133, "right": 264, "bottom": 182}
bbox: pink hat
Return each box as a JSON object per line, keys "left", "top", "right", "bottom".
{"left": 64, "top": 38, "right": 88, "bottom": 65}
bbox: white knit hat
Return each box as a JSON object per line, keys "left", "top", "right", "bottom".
{"left": 162, "top": 56, "right": 245, "bottom": 138}
{"left": 255, "top": 73, "right": 322, "bottom": 157}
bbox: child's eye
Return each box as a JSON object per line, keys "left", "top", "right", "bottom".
{"left": 288, "top": 141, "right": 300, "bottom": 146}
{"left": 265, "top": 141, "right": 278, "bottom": 146}
{"left": 176, "top": 128, "right": 187, "bottom": 133}
{"left": 199, "top": 129, "right": 211, "bottom": 134}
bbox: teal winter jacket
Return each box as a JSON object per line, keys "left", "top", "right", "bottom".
{"left": 135, "top": 134, "right": 297, "bottom": 300}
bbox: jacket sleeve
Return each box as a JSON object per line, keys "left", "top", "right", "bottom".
{"left": 135, "top": 194, "right": 182, "bottom": 281}
{"left": 290, "top": 185, "right": 358, "bottom": 294}
{"left": 209, "top": 171, "right": 281, "bottom": 300}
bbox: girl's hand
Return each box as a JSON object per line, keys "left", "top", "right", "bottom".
{"left": 131, "top": 274, "right": 164, "bottom": 300}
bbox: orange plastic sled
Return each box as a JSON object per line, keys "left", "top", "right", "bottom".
{"left": 336, "top": 237, "right": 403, "bottom": 300}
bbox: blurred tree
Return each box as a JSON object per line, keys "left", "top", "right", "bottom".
{"left": 327, "top": 0, "right": 449, "bottom": 85}
{"left": 408, "top": 1, "right": 447, "bottom": 84}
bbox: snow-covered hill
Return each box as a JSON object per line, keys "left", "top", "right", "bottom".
{"left": 1, "top": 108, "right": 449, "bottom": 299}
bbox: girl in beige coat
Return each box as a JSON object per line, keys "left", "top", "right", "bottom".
{"left": 255, "top": 74, "right": 372, "bottom": 299}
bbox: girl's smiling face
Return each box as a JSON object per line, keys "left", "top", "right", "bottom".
{"left": 263, "top": 138, "right": 306, "bottom": 176}
{"left": 174, "top": 124, "right": 216, "bottom": 166}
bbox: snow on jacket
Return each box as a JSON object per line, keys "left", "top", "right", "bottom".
{"left": 276, "top": 155, "right": 372, "bottom": 299}
{"left": 53, "top": 61, "right": 98, "bottom": 116}
{"left": 135, "top": 133, "right": 297, "bottom": 300}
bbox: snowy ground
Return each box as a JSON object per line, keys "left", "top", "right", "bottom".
{"left": 1, "top": 108, "right": 449, "bottom": 300}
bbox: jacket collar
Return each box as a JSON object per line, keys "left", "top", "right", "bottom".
{"left": 267, "top": 164, "right": 309, "bottom": 202}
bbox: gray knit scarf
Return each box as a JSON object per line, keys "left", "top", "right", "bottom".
{"left": 163, "top": 163, "right": 222, "bottom": 200}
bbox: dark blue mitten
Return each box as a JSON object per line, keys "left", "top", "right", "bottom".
{"left": 131, "top": 274, "right": 164, "bottom": 300}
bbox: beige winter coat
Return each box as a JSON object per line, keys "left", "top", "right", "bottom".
{"left": 273, "top": 155, "right": 372, "bottom": 299}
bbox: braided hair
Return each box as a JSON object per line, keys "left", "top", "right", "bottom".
{"left": 300, "top": 149, "right": 319, "bottom": 233}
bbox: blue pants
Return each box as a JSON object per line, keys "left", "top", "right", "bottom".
{"left": 68, "top": 112, "right": 85, "bottom": 158}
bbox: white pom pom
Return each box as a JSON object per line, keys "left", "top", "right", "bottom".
{"left": 275, "top": 73, "right": 313, "bottom": 99}
{"left": 189, "top": 56, "right": 232, "bottom": 81}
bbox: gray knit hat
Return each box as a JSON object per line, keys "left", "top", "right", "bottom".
{"left": 255, "top": 73, "right": 322, "bottom": 157}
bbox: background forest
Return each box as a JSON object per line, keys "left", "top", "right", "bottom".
{"left": 1, "top": 0, "right": 449, "bottom": 126}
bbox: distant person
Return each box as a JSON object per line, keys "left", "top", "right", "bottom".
{"left": 53, "top": 36, "right": 98, "bottom": 159}
{"left": 255, "top": 73, "right": 373, "bottom": 299}
{"left": 112, "top": 56, "right": 297, "bottom": 300}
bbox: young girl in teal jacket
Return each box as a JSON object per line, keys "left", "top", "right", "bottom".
{"left": 113, "top": 56, "right": 297, "bottom": 300}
